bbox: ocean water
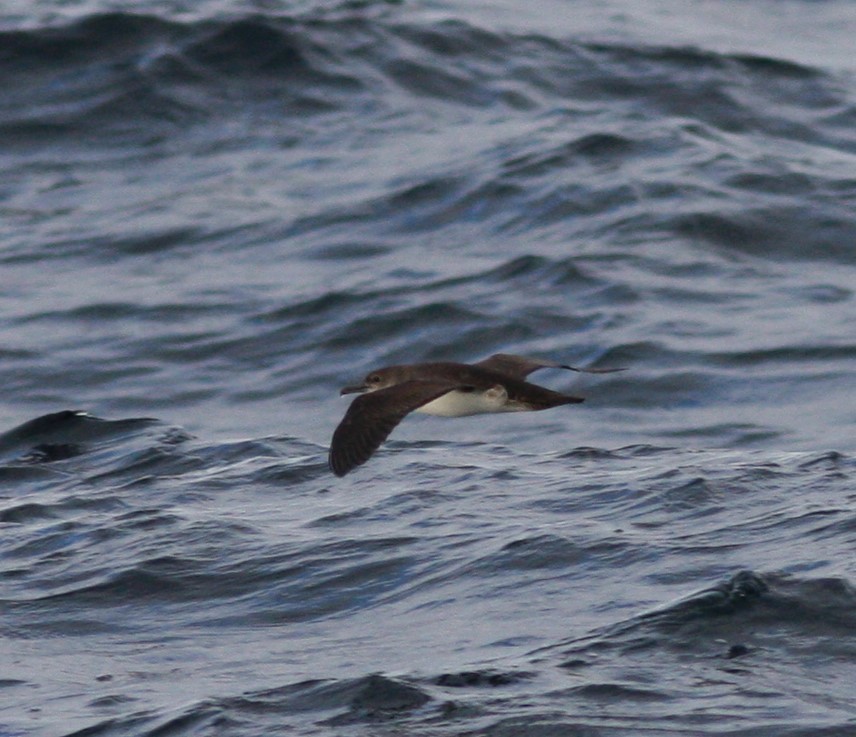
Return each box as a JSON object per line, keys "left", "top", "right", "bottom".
{"left": 1, "top": 0, "right": 855, "bottom": 735}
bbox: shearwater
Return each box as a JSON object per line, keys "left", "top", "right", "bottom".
{"left": 329, "top": 353, "right": 623, "bottom": 477}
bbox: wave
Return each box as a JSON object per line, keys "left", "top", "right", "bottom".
{"left": 45, "top": 570, "right": 856, "bottom": 736}
{"left": 1, "top": 11, "right": 849, "bottom": 133}
{"left": 0, "top": 410, "right": 163, "bottom": 464}
{"left": 1, "top": 405, "right": 852, "bottom": 736}
{"left": 57, "top": 673, "right": 433, "bottom": 736}
{"left": 1, "top": 10, "right": 853, "bottom": 278}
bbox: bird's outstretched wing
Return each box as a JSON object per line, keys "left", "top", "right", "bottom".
{"left": 329, "top": 380, "right": 459, "bottom": 477}
{"left": 475, "top": 353, "right": 626, "bottom": 379}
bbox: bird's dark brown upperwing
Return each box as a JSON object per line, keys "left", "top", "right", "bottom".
{"left": 475, "top": 353, "right": 626, "bottom": 379}
{"left": 329, "top": 380, "right": 460, "bottom": 477}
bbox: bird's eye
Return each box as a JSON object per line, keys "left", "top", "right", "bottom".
{"left": 368, "top": 374, "right": 381, "bottom": 384}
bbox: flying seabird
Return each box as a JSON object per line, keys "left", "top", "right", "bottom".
{"left": 328, "top": 353, "right": 623, "bottom": 476}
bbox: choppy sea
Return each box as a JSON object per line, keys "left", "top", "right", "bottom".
{"left": 1, "top": 1, "right": 855, "bottom": 735}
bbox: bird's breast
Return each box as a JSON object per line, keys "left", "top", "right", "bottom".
{"left": 414, "top": 386, "right": 527, "bottom": 417}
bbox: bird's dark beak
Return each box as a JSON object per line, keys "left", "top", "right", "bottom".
{"left": 340, "top": 384, "right": 367, "bottom": 396}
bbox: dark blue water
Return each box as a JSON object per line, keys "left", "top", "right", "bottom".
{"left": 1, "top": 1, "right": 855, "bottom": 735}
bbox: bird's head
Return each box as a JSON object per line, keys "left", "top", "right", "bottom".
{"left": 340, "top": 366, "right": 402, "bottom": 395}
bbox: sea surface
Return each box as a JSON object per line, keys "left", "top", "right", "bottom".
{"left": 1, "top": 0, "right": 855, "bottom": 735}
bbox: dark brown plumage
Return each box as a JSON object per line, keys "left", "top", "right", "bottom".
{"left": 328, "top": 353, "right": 623, "bottom": 477}
{"left": 328, "top": 380, "right": 457, "bottom": 478}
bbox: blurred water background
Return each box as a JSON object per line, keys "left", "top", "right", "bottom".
{"left": 1, "top": 0, "right": 854, "bottom": 735}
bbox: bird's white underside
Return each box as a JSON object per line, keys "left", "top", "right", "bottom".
{"left": 414, "top": 385, "right": 526, "bottom": 417}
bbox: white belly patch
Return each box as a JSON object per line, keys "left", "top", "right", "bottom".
{"left": 415, "top": 385, "right": 520, "bottom": 417}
